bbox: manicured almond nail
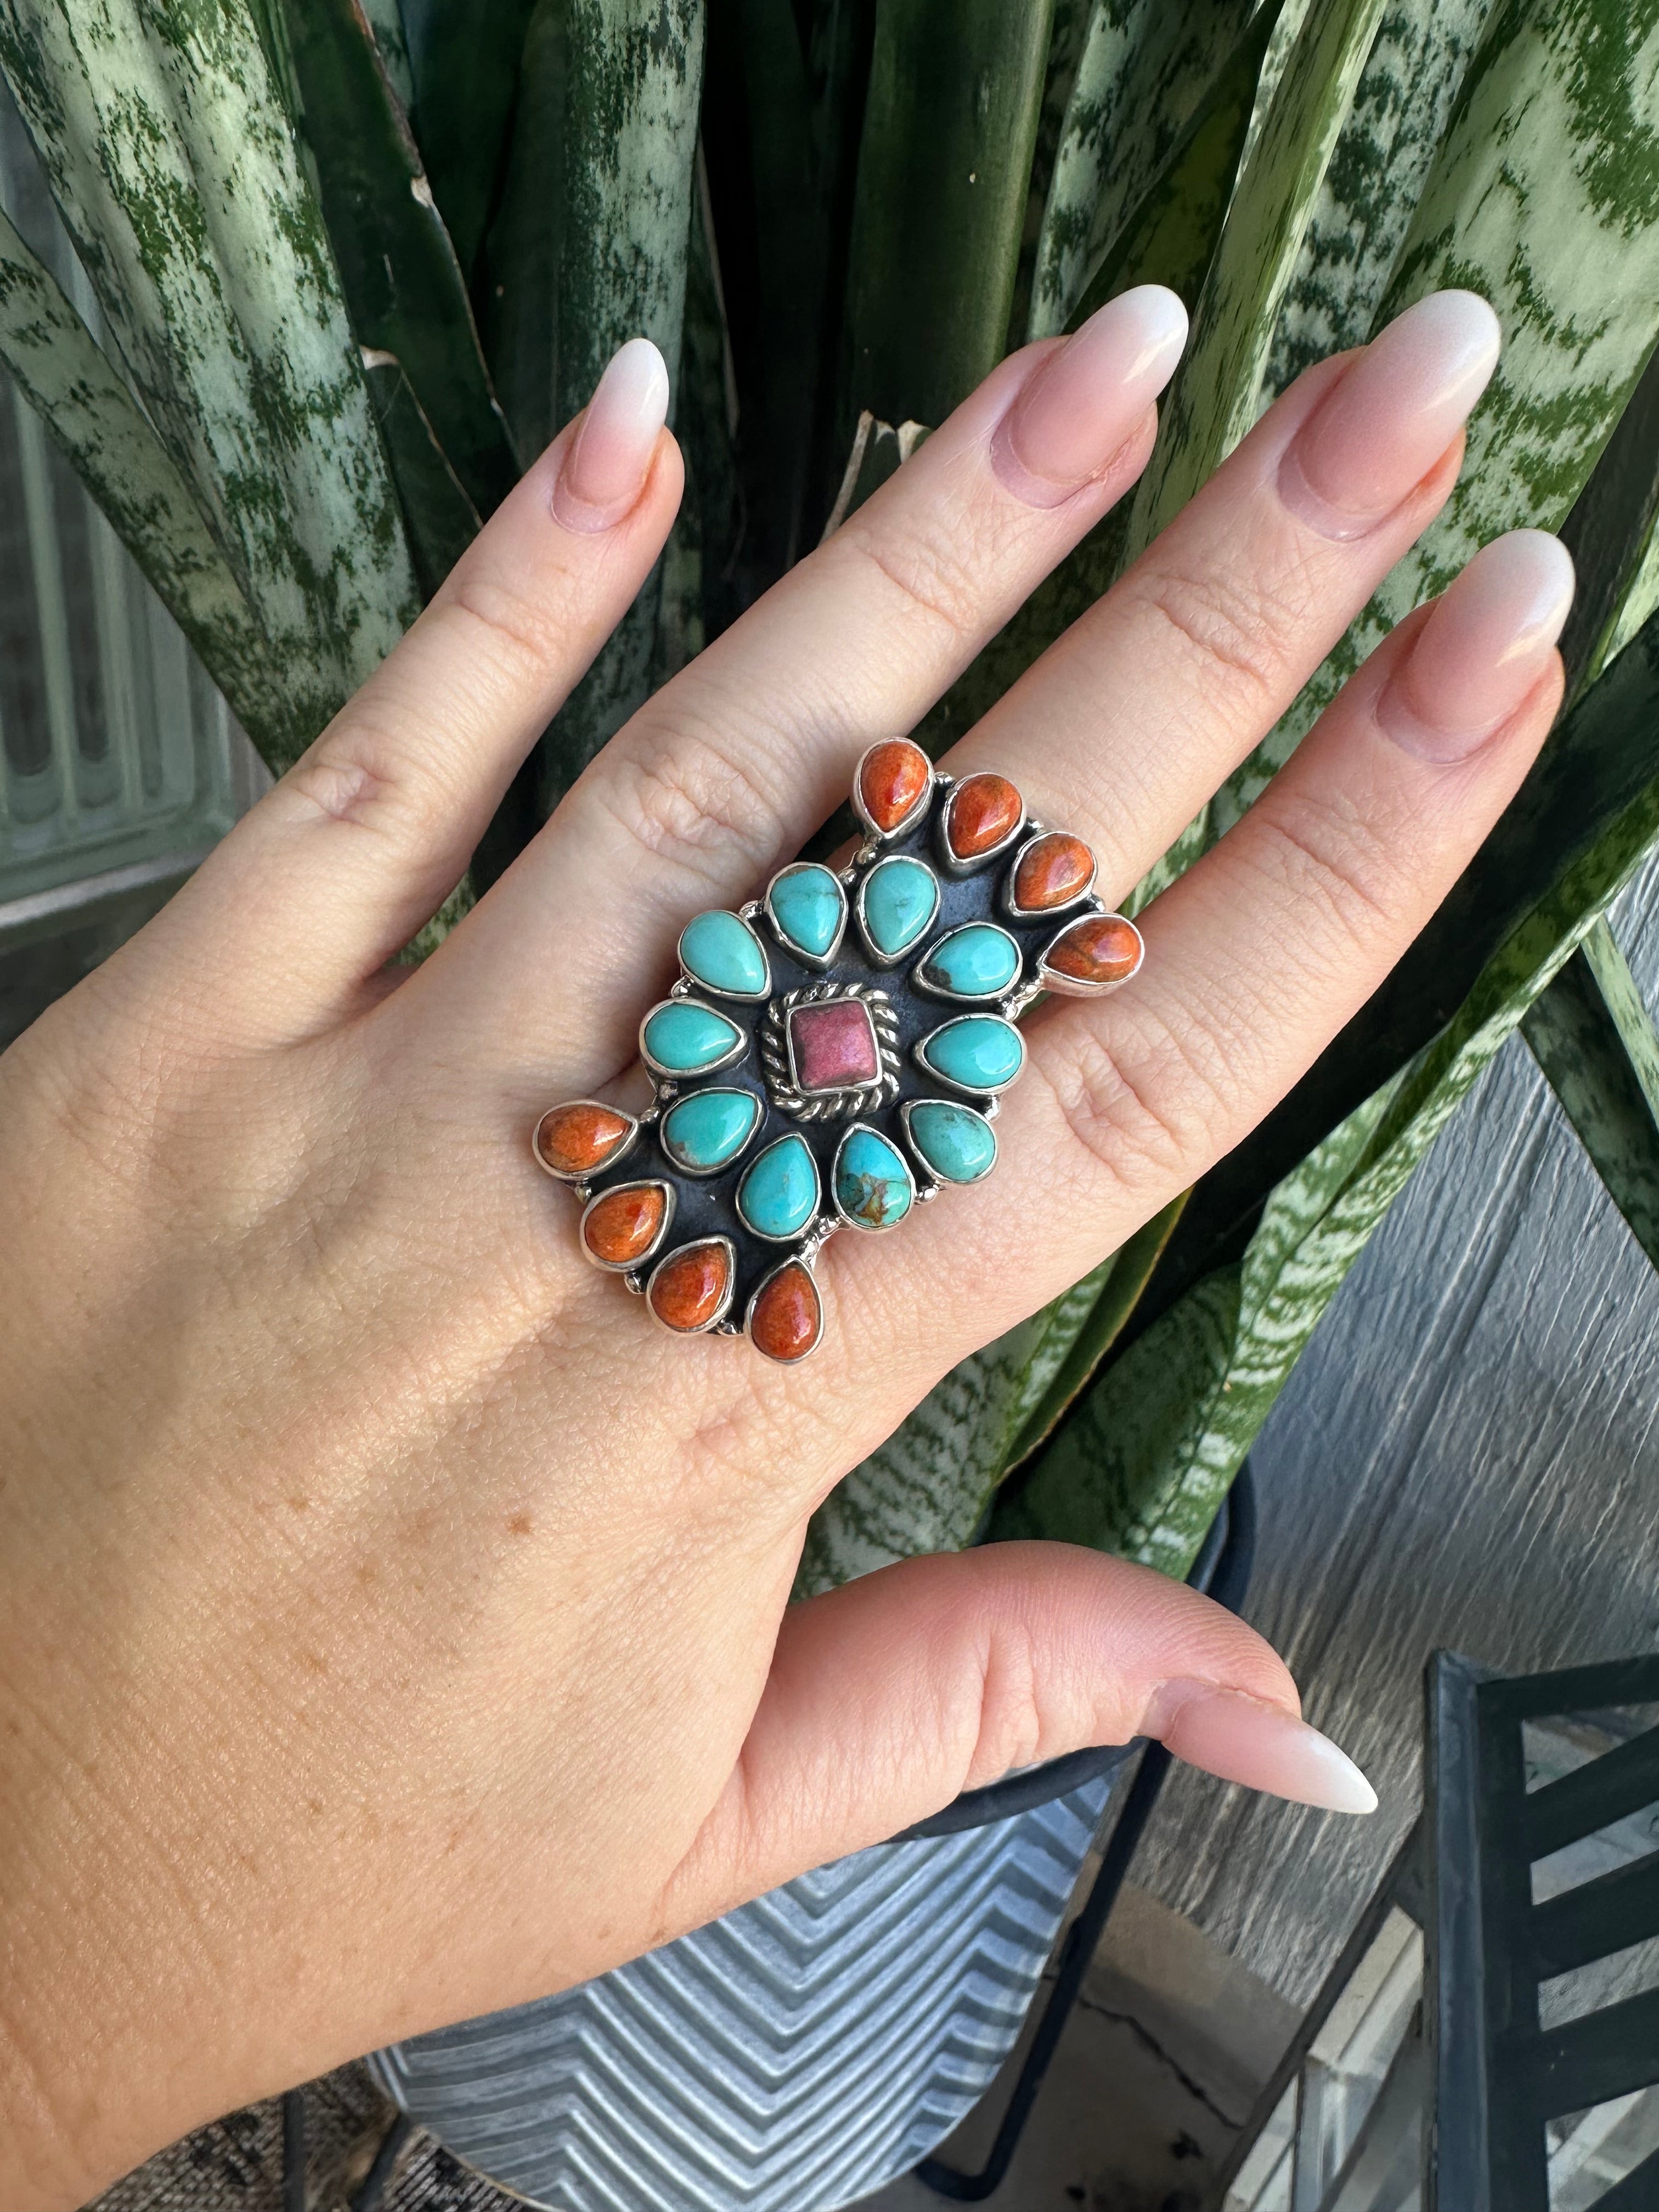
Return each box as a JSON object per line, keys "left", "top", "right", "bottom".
{"left": 1377, "top": 531, "right": 1575, "bottom": 763}
{"left": 1279, "top": 291, "right": 1502, "bottom": 541}
{"left": 1142, "top": 1680, "right": 1379, "bottom": 1814}
{"left": 991, "top": 285, "right": 1188, "bottom": 508}
{"left": 553, "top": 336, "right": 670, "bottom": 532}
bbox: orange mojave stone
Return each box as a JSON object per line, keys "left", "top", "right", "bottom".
{"left": 583, "top": 1183, "right": 668, "bottom": 1267}
{"left": 650, "top": 1239, "right": 733, "bottom": 1332}
{"left": 1042, "top": 913, "right": 1143, "bottom": 989}
{"left": 748, "top": 1262, "right": 822, "bottom": 1364}
{"left": 857, "top": 738, "right": 930, "bottom": 833}
{"left": 535, "top": 1099, "right": 634, "bottom": 1178}
{"left": 945, "top": 772, "right": 1022, "bottom": 860}
{"left": 1012, "top": 831, "right": 1096, "bottom": 912}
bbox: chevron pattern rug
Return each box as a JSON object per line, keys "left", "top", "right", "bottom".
{"left": 370, "top": 1773, "right": 1114, "bottom": 2211}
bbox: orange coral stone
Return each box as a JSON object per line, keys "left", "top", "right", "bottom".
{"left": 1012, "top": 832, "right": 1096, "bottom": 912}
{"left": 748, "top": 1262, "right": 822, "bottom": 1364}
{"left": 945, "top": 773, "right": 1022, "bottom": 860}
{"left": 583, "top": 1183, "right": 668, "bottom": 1267}
{"left": 535, "top": 1100, "right": 634, "bottom": 1178}
{"left": 650, "top": 1240, "right": 732, "bottom": 1332}
{"left": 1043, "top": 913, "right": 1143, "bottom": 987}
{"left": 857, "top": 739, "right": 930, "bottom": 832}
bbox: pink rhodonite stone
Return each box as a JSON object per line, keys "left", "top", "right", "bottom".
{"left": 789, "top": 1000, "right": 880, "bottom": 1093}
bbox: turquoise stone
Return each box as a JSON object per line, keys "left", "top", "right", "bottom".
{"left": 918, "top": 1015, "right": 1025, "bottom": 1093}
{"left": 641, "top": 1000, "right": 744, "bottom": 1074}
{"left": 860, "top": 856, "right": 939, "bottom": 957}
{"left": 906, "top": 1100, "right": 997, "bottom": 1185}
{"left": 833, "top": 1126, "right": 914, "bottom": 1231}
{"left": 920, "top": 923, "right": 1019, "bottom": 999}
{"left": 768, "top": 864, "right": 845, "bottom": 960}
{"left": 737, "top": 1133, "right": 820, "bottom": 1239}
{"left": 679, "top": 910, "right": 770, "bottom": 998}
{"left": 661, "top": 1087, "right": 760, "bottom": 1171}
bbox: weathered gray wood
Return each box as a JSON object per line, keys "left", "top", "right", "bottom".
{"left": 1133, "top": 850, "right": 1659, "bottom": 2007}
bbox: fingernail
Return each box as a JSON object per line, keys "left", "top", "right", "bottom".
{"left": 1377, "top": 531, "right": 1575, "bottom": 763}
{"left": 991, "top": 285, "right": 1188, "bottom": 508}
{"left": 1279, "top": 291, "right": 1502, "bottom": 541}
{"left": 553, "top": 336, "right": 670, "bottom": 532}
{"left": 1143, "top": 1680, "right": 1379, "bottom": 1814}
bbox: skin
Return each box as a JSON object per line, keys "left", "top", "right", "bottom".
{"left": 0, "top": 291, "right": 1569, "bottom": 2207}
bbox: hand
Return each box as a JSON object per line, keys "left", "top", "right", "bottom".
{"left": 0, "top": 291, "right": 1568, "bottom": 2208}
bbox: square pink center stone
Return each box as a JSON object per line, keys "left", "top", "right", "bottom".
{"left": 789, "top": 1000, "right": 880, "bottom": 1092}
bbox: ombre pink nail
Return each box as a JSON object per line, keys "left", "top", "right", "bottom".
{"left": 991, "top": 285, "right": 1188, "bottom": 508}
{"left": 1278, "top": 291, "right": 1502, "bottom": 541}
{"left": 553, "top": 337, "right": 671, "bottom": 532}
{"left": 1142, "top": 1680, "right": 1379, "bottom": 1813}
{"left": 1377, "top": 531, "right": 1575, "bottom": 762}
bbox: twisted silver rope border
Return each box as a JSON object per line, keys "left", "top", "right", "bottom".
{"left": 760, "top": 982, "right": 901, "bottom": 1121}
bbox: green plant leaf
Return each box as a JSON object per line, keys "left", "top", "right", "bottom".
{"left": 486, "top": 0, "right": 706, "bottom": 814}
{"left": 277, "top": 0, "right": 520, "bottom": 543}
{"left": 1557, "top": 332, "right": 1659, "bottom": 700}
{"left": 0, "top": 199, "right": 285, "bottom": 749}
{"left": 1262, "top": 0, "right": 1493, "bottom": 397}
{"left": 840, "top": 0, "right": 1054, "bottom": 437}
{"left": 1028, "top": 0, "right": 1257, "bottom": 341}
{"left": 360, "top": 355, "right": 482, "bottom": 601}
{"left": 1521, "top": 916, "right": 1659, "bottom": 1269}
{"left": 1212, "top": 0, "right": 1659, "bottom": 847}
{"left": 397, "top": 0, "right": 540, "bottom": 278}
{"left": 0, "top": 0, "right": 419, "bottom": 772}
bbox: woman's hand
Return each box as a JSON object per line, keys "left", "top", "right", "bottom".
{"left": 0, "top": 290, "right": 1568, "bottom": 2208}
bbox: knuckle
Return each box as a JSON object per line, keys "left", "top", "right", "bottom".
{"left": 1132, "top": 551, "right": 1312, "bottom": 718}
{"left": 1245, "top": 787, "right": 1401, "bottom": 959}
{"left": 964, "top": 1615, "right": 1047, "bottom": 1786}
{"left": 831, "top": 510, "right": 985, "bottom": 646}
{"left": 442, "top": 566, "right": 571, "bottom": 684}
{"left": 1043, "top": 1010, "right": 1238, "bottom": 1193}
{"left": 594, "top": 714, "right": 795, "bottom": 895}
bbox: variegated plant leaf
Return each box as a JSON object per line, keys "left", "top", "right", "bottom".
{"left": 0, "top": 0, "right": 418, "bottom": 772}
{"left": 1210, "top": 0, "right": 1659, "bottom": 845}
{"left": 487, "top": 0, "right": 706, "bottom": 814}
{"left": 396, "top": 0, "right": 540, "bottom": 279}
{"left": 0, "top": 198, "right": 287, "bottom": 749}
{"left": 277, "top": 0, "right": 520, "bottom": 545}
{"left": 1028, "top": 0, "right": 1257, "bottom": 341}
{"left": 1261, "top": 0, "right": 1493, "bottom": 399}
{"left": 1002, "top": 602, "right": 1659, "bottom": 1573}
{"left": 1522, "top": 916, "right": 1659, "bottom": 1269}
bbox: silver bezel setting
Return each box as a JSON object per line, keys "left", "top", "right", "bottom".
{"left": 761, "top": 982, "right": 901, "bottom": 1121}
{"left": 657, "top": 1087, "right": 764, "bottom": 1177}
{"left": 532, "top": 1099, "right": 640, "bottom": 1183}
{"left": 763, "top": 862, "right": 849, "bottom": 970}
{"left": 735, "top": 1131, "right": 824, "bottom": 1243}
{"left": 646, "top": 1236, "right": 738, "bottom": 1334}
{"left": 850, "top": 738, "right": 934, "bottom": 842}
{"left": 899, "top": 1097, "right": 999, "bottom": 1187}
{"left": 830, "top": 1120, "right": 917, "bottom": 1233}
{"left": 936, "top": 775, "right": 1026, "bottom": 876}
{"left": 913, "top": 1013, "right": 1028, "bottom": 1099}
{"left": 1002, "top": 829, "right": 1099, "bottom": 920}
{"left": 854, "top": 852, "right": 942, "bottom": 966}
{"left": 912, "top": 921, "right": 1023, "bottom": 1004}
{"left": 579, "top": 1178, "right": 675, "bottom": 1274}
{"left": 744, "top": 1255, "right": 826, "bottom": 1364}
{"left": 1035, "top": 909, "right": 1146, "bottom": 997}
{"left": 676, "top": 910, "right": 773, "bottom": 1003}
{"left": 639, "top": 996, "right": 749, "bottom": 1080}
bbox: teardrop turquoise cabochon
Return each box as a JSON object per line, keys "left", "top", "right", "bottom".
{"left": 918, "top": 1015, "right": 1025, "bottom": 1093}
{"left": 661, "top": 1088, "right": 761, "bottom": 1171}
{"left": 737, "top": 1133, "right": 820, "bottom": 1239}
{"left": 906, "top": 1100, "right": 997, "bottom": 1184}
{"left": 861, "top": 856, "right": 939, "bottom": 957}
{"left": 679, "top": 910, "right": 770, "bottom": 998}
{"left": 833, "top": 1126, "right": 914, "bottom": 1230}
{"left": 920, "top": 922, "right": 1019, "bottom": 998}
{"left": 768, "top": 864, "right": 845, "bottom": 960}
{"left": 641, "top": 1000, "right": 744, "bottom": 1074}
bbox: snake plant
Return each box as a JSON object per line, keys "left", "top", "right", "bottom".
{"left": 2, "top": 0, "right": 1657, "bottom": 1586}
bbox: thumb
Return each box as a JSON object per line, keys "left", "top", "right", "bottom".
{"left": 665, "top": 1541, "right": 1374, "bottom": 1931}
